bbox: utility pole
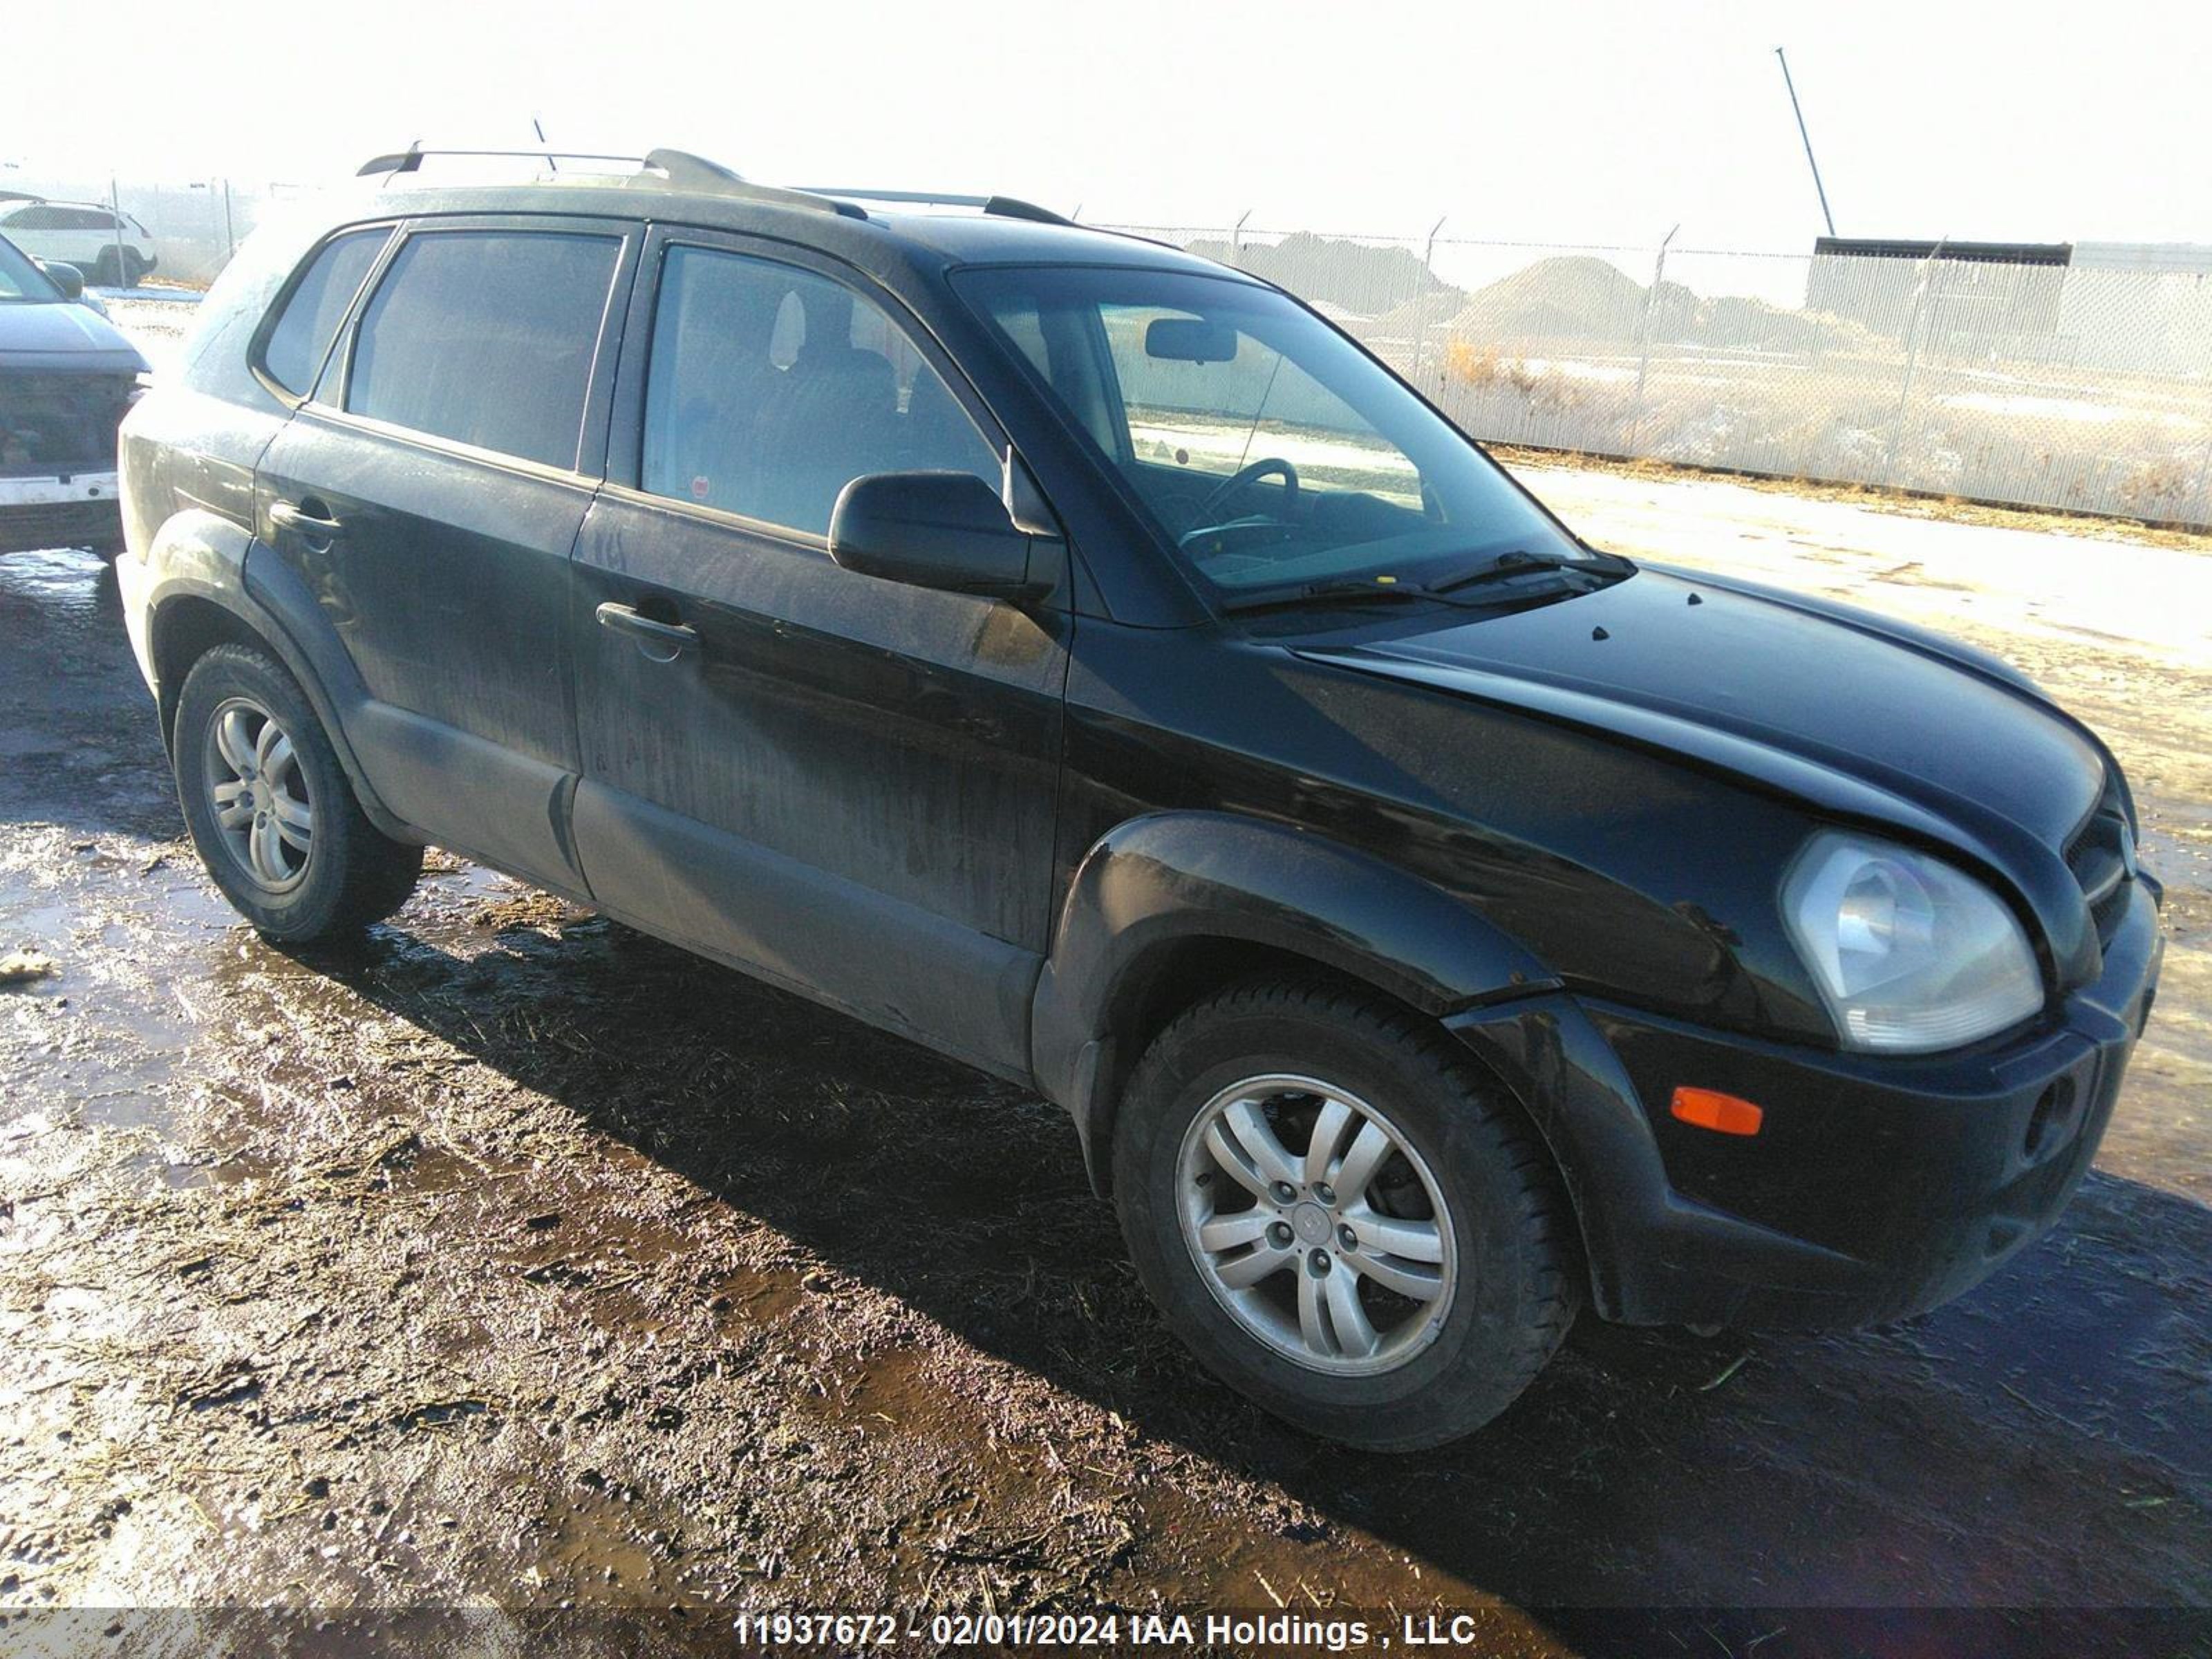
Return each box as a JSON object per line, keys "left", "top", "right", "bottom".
{"left": 1774, "top": 47, "right": 1837, "bottom": 238}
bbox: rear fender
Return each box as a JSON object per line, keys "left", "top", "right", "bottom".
{"left": 136, "top": 508, "right": 409, "bottom": 839}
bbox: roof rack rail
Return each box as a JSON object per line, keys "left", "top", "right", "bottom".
{"left": 353, "top": 144, "right": 868, "bottom": 219}
{"left": 634, "top": 151, "right": 865, "bottom": 218}
{"left": 357, "top": 144, "right": 647, "bottom": 178}
{"left": 796, "top": 187, "right": 1075, "bottom": 227}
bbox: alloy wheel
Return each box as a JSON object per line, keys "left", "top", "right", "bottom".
{"left": 1176, "top": 1074, "right": 1456, "bottom": 1376}
{"left": 201, "top": 695, "right": 315, "bottom": 892}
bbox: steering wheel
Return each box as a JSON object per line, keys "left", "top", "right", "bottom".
{"left": 1196, "top": 456, "right": 1300, "bottom": 522}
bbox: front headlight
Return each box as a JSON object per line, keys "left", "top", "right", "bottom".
{"left": 1782, "top": 832, "right": 2043, "bottom": 1053}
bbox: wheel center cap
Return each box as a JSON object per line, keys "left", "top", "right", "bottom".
{"left": 1291, "top": 1201, "right": 1331, "bottom": 1245}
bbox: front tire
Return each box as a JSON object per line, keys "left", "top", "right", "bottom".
{"left": 172, "top": 644, "right": 422, "bottom": 940}
{"left": 1114, "top": 978, "right": 1577, "bottom": 1450}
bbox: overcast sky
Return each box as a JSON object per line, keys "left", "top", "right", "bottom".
{"left": 12, "top": 0, "right": 2207, "bottom": 250}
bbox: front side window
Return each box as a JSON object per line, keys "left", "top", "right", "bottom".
{"left": 347, "top": 230, "right": 621, "bottom": 470}
{"left": 955, "top": 265, "right": 1582, "bottom": 600}
{"left": 641, "top": 245, "right": 1000, "bottom": 537}
{"left": 260, "top": 229, "right": 387, "bottom": 397}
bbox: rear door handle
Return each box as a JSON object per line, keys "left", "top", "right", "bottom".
{"left": 596, "top": 601, "right": 699, "bottom": 659}
{"left": 269, "top": 500, "right": 345, "bottom": 540}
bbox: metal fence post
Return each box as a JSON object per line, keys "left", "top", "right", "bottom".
{"left": 1629, "top": 224, "right": 1679, "bottom": 452}
{"left": 1408, "top": 214, "right": 1447, "bottom": 385}
{"left": 1888, "top": 239, "right": 1947, "bottom": 470}
{"left": 1230, "top": 209, "right": 1252, "bottom": 266}
{"left": 109, "top": 174, "right": 128, "bottom": 288}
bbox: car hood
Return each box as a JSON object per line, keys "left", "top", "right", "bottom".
{"left": 0, "top": 299, "right": 148, "bottom": 373}
{"left": 1295, "top": 563, "right": 2108, "bottom": 863}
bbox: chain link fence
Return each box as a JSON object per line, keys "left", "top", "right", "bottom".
{"left": 1108, "top": 225, "right": 2212, "bottom": 529}
{"left": 6, "top": 160, "right": 2204, "bottom": 527}
{"left": 0, "top": 167, "right": 307, "bottom": 288}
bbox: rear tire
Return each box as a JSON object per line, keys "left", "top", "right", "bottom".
{"left": 172, "top": 644, "right": 422, "bottom": 940}
{"left": 1113, "top": 978, "right": 1577, "bottom": 1450}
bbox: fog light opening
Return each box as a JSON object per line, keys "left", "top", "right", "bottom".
{"left": 2023, "top": 1077, "right": 2077, "bottom": 1159}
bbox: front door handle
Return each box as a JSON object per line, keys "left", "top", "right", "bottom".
{"left": 596, "top": 600, "right": 699, "bottom": 661}
{"left": 269, "top": 500, "right": 345, "bottom": 540}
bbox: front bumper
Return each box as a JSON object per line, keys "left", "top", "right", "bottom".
{"left": 1449, "top": 877, "right": 2163, "bottom": 1329}
{"left": 0, "top": 471, "right": 124, "bottom": 554}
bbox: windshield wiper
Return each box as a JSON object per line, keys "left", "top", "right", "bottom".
{"left": 1221, "top": 547, "right": 1630, "bottom": 617}
{"left": 1430, "top": 546, "right": 1632, "bottom": 591}
{"left": 1220, "top": 577, "right": 1461, "bottom": 616}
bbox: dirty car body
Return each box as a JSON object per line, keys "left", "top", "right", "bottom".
{"left": 0, "top": 232, "right": 144, "bottom": 556}
{"left": 114, "top": 152, "right": 2164, "bottom": 1445}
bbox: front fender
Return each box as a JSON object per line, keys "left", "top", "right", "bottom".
{"left": 1031, "top": 810, "right": 1557, "bottom": 1179}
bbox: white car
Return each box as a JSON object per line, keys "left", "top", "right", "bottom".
{"left": 0, "top": 196, "right": 158, "bottom": 287}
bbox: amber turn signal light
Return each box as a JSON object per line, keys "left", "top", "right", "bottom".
{"left": 1670, "top": 1087, "right": 1764, "bottom": 1136}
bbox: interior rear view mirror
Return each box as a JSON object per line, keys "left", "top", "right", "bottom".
{"left": 1145, "top": 317, "right": 1238, "bottom": 363}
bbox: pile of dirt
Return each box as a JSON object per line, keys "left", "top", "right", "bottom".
{"left": 1438, "top": 255, "right": 1881, "bottom": 356}
{"left": 1443, "top": 256, "right": 1661, "bottom": 343}
{"left": 1184, "top": 231, "right": 1459, "bottom": 319}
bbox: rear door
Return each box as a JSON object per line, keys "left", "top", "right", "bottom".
{"left": 568, "top": 229, "right": 1071, "bottom": 1075}
{"left": 255, "top": 216, "right": 637, "bottom": 890}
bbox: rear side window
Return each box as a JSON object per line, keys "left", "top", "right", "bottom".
{"left": 347, "top": 230, "right": 621, "bottom": 470}
{"left": 261, "top": 230, "right": 387, "bottom": 398}
{"left": 639, "top": 245, "right": 999, "bottom": 536}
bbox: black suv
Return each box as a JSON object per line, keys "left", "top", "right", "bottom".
{"left": 118, "top": 149, "right": 2163, "bottom": 1448}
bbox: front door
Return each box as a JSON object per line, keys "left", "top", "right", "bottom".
{"left": 256, "top": 217, "right": 635, "bottom": 889}
{"left": 568, "top": 234, "right": 1069, "bottom": 1075}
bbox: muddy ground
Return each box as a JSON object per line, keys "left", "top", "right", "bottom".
{"left": 2, "top": 352, "right": 2210, "bottom": 1653}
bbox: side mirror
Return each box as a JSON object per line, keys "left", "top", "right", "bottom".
{"left": 38, "top": 260, "right": 85, "bottom": 300}
{"left": 829, "top": 471, "right": 1044, "bottom": 601}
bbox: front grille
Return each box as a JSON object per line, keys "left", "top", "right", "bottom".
{"left": 2063, "top": 772, "right": 2135, "bottom": 946}
{"left": 0, "top": 371, "right": 135, "bottom": 478}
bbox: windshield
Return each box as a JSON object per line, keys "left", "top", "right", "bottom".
{"left": 0, "top": 236, "right": 62, "bottom": 303}
{"left": 952, "top": 264, "right": 1585, "bottom": 599}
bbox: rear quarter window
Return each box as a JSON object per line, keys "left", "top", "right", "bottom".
{"left": 259, "top": 230, "right": 389, "bottom": 398}
{"left": 345, "top": 229, "right": 621, "bottom": 471}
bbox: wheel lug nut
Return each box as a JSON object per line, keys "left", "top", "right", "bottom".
{"left": 1313, "top": 1182, "right": 1336, "bottom": 1206}
{"left": 1307, "top": 1249, "right": 1331, "bottom": 1276}
{"left": 1271, "top": 1181, "right": 1297, "bottom": 1203}
{"left": 1268, "top": 1222, "right": 1293, "bottom": 1248}
{"left": 1338, "top": 1224, "right": 1358, "bottom": 1250}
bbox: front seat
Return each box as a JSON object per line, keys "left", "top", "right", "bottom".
{"left": 749, "top": 342, "right": 900, "bottom": 536}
